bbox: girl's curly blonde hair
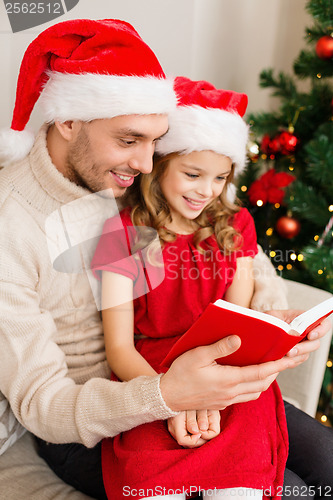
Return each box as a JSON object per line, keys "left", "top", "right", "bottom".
{"left": 123, "top": 152, "right": 242, "bottom": 255}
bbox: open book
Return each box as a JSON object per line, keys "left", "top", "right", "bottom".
{"left": 162, "top": 297, "right": 333, "bottom": 368}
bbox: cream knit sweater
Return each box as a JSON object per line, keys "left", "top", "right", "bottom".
{"left": 0, "top": 126, "right": 176, "bottom": 448}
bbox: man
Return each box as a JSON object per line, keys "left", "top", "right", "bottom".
{"left": 0, "top": 18, "right": 331, "bottom": 500}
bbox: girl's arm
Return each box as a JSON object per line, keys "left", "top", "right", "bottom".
{"left": 224, "top": 256, "right": 254, "bottom": 308}
{"left": 101, "top": 270, "right": 157, "bottom": 381}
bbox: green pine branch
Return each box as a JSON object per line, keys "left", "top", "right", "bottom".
{"left": 247, "top": 112, "right": 284, "bottom": 136}
{"left": 294, "top": 49, "right": 333, "bottom": 78}
{"left": 305, "top": 24, "right": 330, "bottom": 42}
{"left": 303, "top": 243, "right": 333, "bottom": 293}
{"left": 259, "top": 69, "right": 298, "bottom": 99}
{"left": 287, "top": 182, "right": 329, "bottom": 226}
{"left": 306, "top": 0, "right": 333, "bottom": 28}
{"left": 304, "top": 122, "right": 333, "bottom": 190}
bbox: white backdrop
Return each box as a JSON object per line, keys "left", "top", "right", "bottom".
{"left": 0, "top": 0, "right": 311, "bottom": 132}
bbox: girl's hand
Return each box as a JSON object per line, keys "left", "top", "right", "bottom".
{"left": 197, "top": 409, "right": 221, "bottom": 441}
{"left": 167, "top": 410, "right": 221, "bottom": 448}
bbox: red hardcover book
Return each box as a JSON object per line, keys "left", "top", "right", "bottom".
{"left": 162, "top": 297, "right": 333, "bottom": 368}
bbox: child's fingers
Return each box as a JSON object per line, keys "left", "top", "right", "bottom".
{"left": 168, "top": 413, "right": 205, "bottom": 448}
{"left": 167, "top": 412, "right": 188, "bottom": 444}
{"left": 185, "top": 409, "right": 200, "bottom": 435}
{"left": 196, "top": 409, "right": 209, "bottom": 431}
{"left": 182, "top": 432, "right": 206, "bottom": 449}
{"left": 200, "top": 410, "right": 221, "bottom": 440}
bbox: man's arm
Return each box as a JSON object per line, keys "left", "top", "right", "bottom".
{"left": 0, "top": 200, "right": 176, "bottom": 448}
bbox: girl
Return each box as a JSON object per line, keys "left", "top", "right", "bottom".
{"left": 91, "top": 77, "right": 288, "bottom": 500}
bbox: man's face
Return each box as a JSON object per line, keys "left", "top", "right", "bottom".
{"left": 65, "top": 114, "right": 168, "bottom": 197}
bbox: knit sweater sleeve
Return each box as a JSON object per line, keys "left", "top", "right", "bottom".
{"left": 0, "top": 196, "right": 176, "bottom": 447}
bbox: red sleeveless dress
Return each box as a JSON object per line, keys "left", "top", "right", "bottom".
{"left": 91, "top": 208, "right": 288, "bottom": 499}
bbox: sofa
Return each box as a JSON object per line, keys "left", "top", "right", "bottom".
{"left": 0, "top": 279, "right": 332, "bottom": 499}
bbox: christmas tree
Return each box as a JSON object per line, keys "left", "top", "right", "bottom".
{"left": 237, "top": 0, "right": 333, "bottom": 423}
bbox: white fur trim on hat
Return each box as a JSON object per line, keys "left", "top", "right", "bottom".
{"left": 40, "top": 72, "right": 177, "bottom": 123}
{"left": 0, "top": 128, "right": 35, "bottom": 167}
{"left": 155, "top": 105, "right": 249, "bottom": 175}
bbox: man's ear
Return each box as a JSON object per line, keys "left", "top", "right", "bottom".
{"left": 54, "top": 120, "right": 81, "bottom": 141}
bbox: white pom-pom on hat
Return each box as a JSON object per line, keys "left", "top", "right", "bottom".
{"left": 0, "top": 128, "right": 35, "bottom": 167}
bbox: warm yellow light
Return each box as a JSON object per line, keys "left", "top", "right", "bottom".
{"left": 321, "top": 415, "right": 327, "bottom": 423}
{"left": 286, "top": 264, "right": 292, "bottom": 270}
{"left": 249, "top": 143, "right": 259, "bottom": 155}
{"left": 261, "top": 154, "right": 267, "bottom": 160}
{"left": 266, "top": 228, "right": 273, "bottom": 236}
{"left": 278, "top": 265, "right": 284, "bottom": 271}
{"left": 289, "top": 166, "right": 294, "bottom": 171}
{"left": 290, "top": 253, "right": 297, "bottom": 261}
{"left": 270, "top": 251, "right": 276, "bottom": 258}
{"left": 314, "top": 235, "right": 320, "bottom": 241}
{"left": 274, "top": 203, "right": 280, "bottom": 209}
{"left": 257, "top": 200, "right": 264, "bottom": 207}
{"left": 329, "top": 205, "right": 333, "bottom": 212}
{"left": 318, "top": 269, "right": 324, "bottom": 275}
{"left": 317, "top": 73, "right": 322, "bottom": 79}
{"left": 297, "top": 254, "right": 304, "bottom": 262}
{"left": 241, "top": 185, "right": 247, "bottom": 192}
{"left": 327, "top": 360, "right": 333, "bottom": 368}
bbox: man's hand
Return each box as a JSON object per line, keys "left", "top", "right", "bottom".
{"left": 167, "top": 409, "right": 221, "bottom": 448}
{"left": 266, "top": 309, "right": 331, "bottom": 365}
{"left": 160, "top": 335, "right": 295, "bottom": 412}
{"left": 160, "top": 313, "right": 331, "bottom": 413}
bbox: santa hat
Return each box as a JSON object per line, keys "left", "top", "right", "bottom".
{"left": 0, "top": 18, "right": 176, "bottom": 166}
{"left": 155, "top": 76, "right": 249, "bottom": 175}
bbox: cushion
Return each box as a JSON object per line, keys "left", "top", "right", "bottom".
{"left": 0, "top": 392, "right": 26, "bottom": 456}
{"left": 0, "top": 431, "right": 93, "bottom": 499}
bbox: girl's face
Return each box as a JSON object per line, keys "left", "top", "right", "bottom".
{"left": 160, "top": 150, "right": 232, "bottom": 233}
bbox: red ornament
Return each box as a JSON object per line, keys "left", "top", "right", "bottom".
{"left": 277, "top": 131, "right": 299, "bottom": 155}
{"left": 261, "top": 134, "right": 280, "bottom": 155}
{"left": 275, "top": 216, "right": 301, "bottom": 239}
{"left": 315, "top": 35, "right": 333, "bottom": 60}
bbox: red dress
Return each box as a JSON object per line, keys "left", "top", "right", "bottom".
{"left": 91, "top": 208, "right": 288, "bottom": 500}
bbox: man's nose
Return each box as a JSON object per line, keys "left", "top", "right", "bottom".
{"left": 128, "top": 144, "right": 154, "bottom": 174}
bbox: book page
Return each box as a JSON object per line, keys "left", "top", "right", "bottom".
{"left": 214, "top": 299, "right": 291, "bottom": 333}
{"left": 289, "top": 296, "right": 333, "bottom": 334}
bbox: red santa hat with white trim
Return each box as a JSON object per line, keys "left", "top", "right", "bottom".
{"left": 0, "top": 18, "right": 176, "bottom": 167}
{"left": 155, "top": 76, "right": 249, "bottom": 176}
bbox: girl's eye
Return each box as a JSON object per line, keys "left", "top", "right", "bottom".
{"left": 185, "top": 172, "right": 199, "bottom": 179}
{"left": 216, "top": 176, "right": 228, "bottom": 182}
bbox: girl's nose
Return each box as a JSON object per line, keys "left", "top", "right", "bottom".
{"left": 196, "top": 181, "right": 213, "bottom": 198}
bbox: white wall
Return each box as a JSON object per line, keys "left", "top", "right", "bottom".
{"left": 0, "top": 0, "right": 311, "bottom": 132}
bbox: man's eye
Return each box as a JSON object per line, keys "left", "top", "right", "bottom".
{"left": 121, "top": 139, "right": 136, "bottom": 146}
{"left": 185, "top": 173, "right": 199, "bottom": 179}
